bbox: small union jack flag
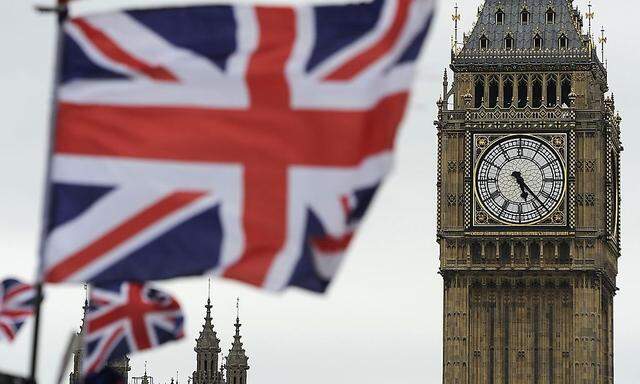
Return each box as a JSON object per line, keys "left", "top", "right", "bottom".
{"left": 83, "top": 282, "right": 184, "bottom": 375}
{"left": 0, "top": 278, "right": 36, "bottom": 342}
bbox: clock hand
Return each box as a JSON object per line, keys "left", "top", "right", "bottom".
{"left": 521, "top": 182, "right": 548, "bottom": 212}
{"left": 510, "top": 171, "right": 529, "bottom": 201}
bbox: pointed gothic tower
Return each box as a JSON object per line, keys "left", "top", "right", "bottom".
{"left": 225, "top": 300, "right": 249, "bottom": 384}
{"left": 437, "top": 1, "right": 621, "bottom": 383}
{"left": 69, "top": 292, "right": 131, "bottom": 383}
{"left": 140, "top": 363, "right": 151, "bottom": 384}
{"left": 69, "top": 297, "right": 89, "bottom": 384}
{"left": 192, "top": 294, "right": 223, "bottom": 384}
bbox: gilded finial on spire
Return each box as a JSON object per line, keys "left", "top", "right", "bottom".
{"left": 586, "top": 1, "right": 595, "bottom": 52}
{"left": 599, "top": 27, "right": 607, "bottom": 62}
{"left": 586, "top": 2, "right": 594, "bottom": 25}
{"left": 452, "top": 3, "right": 460, "bottom": 53}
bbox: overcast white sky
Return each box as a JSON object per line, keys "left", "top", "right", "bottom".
{"left": 1, "top": 0, "right": 638, "bottom": 383}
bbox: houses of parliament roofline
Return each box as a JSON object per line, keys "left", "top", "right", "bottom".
{"left": 70, "top": 292, "right": 250, "bottom": 384}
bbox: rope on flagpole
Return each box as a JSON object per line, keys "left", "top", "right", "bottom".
{"left": 29, "top": 1, "right": 70, "bottom": 382}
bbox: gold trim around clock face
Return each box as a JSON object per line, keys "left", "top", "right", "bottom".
{"left": 472, "top": 133, "right": 568, "bottom": 227}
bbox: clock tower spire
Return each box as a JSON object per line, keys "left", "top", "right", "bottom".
{"left": 436, "top": 1, "right": 622, "bottom": 383}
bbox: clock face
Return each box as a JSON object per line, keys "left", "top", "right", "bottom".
{"left": 475, "top": 135, "right": 566, "bottom": 225}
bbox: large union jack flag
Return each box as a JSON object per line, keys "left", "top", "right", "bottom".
{"left": 0, "top": 278, "right": 36, "bottom": 342}
{"left": 41, "top": 0, "right": 436, "bottom": 292}
{"left": 83, "top": 282, "right": 184, "bottom": 375}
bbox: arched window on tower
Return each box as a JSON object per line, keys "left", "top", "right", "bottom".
{"left": 547, "top": 74, "right": 558, "bottom": 106}
{"left": 533, "top": 33, "right": 543, "bottom": 50}
{"left": 521, "top": 8, "right": 530, "bottom": 24}
{"left": 474, "top": 75, "right": 485, "bottom": 108}
{"left": 561, "top": 74, "right": 572, "bottom": 107}
{"left": 546, "top": 8, "right": 556, "bottom": 23}
{"left": 505, "top": 34, "right": 515, "bottom": 50}
{"left": 480, "top": 34, "right": 489, "bottom": 50}
{"left": 489, "top": 76, "right": 499, "bottom": 108}
{"left": 496, "top": 9, "right": 505, "bottom": 25}
{"left": 558, "top": 34, "right": 569, "bottom": 49}
{"left": 503, "top": 75, "right": 514, "bottom": 108}
{"left": 517, "top": 75, "right": 528, "bottom": 108}
{"left": 532, "top": 75, "right": 543, "bottom": 108}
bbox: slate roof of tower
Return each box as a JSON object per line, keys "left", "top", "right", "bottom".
{"left": 453, "top": 0, "right": 600, "bottom": 67}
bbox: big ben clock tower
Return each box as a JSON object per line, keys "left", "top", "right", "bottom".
{"left": 436, "top": 1, "right": 622, "bottom": 383}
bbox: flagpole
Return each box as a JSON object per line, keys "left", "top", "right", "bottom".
{"left": 29, "top": 1, "right": 69, "bottom": 382}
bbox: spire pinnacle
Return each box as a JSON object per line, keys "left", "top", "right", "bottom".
{"left": 586, "top": 1, "right": 594, "bottom": 38}
{"left": 140, "top": 361, "right": 150, "bottom": 384}
{"left": 452, "top": 2, "right": 461, "bottom": 53}
{"left": 205, "top": 279, "right": 212, "bottom": 325}
{"left": 235, "top": 298, "right": 242, "bottom": 337}
{"left": 195, "top": 278, "right": 221, "bottom": 356}
{"left": 83, "top": 283, "right": 89, "bottom": 308}
{"left": 599, "top": 27, "right": 607, "bottom": 62}
{"left": 80, "top": 284, "right": 90, "bottom": 333}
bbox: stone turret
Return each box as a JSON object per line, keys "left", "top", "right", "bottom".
{"left": 69, "top": 293, "right": 131, "bottom": 383}
{"left": 225, "top": 300, "right": 249, "bottom": 384}
{"left": 192, "top": 292, "right": 223, "bottom": 384}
